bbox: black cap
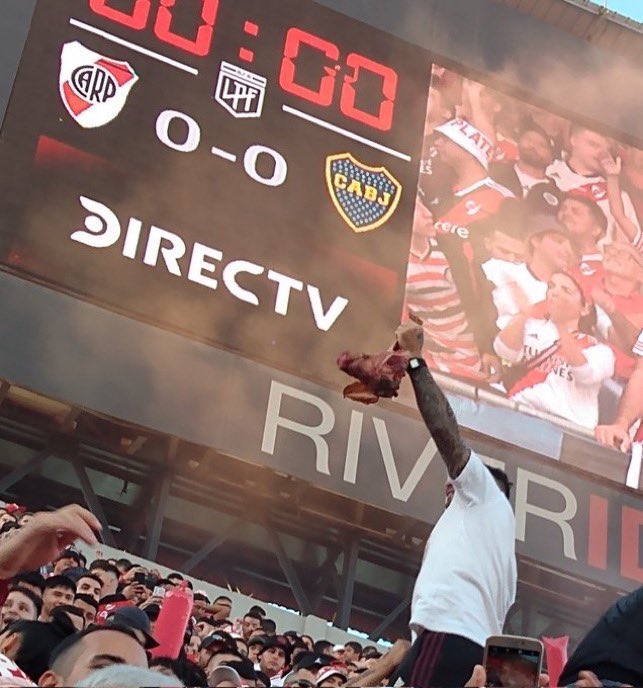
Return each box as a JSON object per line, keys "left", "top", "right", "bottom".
{"left": 260, "top": 636, "right": 292, "bottom": 661}
{"left": 202, "top": 631, "right": 236, "bottom": 652}
{"left": 224, "top": 657, "right": 257, "bottom": 681}
{"left": 294, "top": 653, "right": 333, "bottom": 671}
{"left": 248, "top": 635, "right": 266, "bottom": 647}
{"left": 57, "top": 548, "right": 82, "bottom": 565}
{"left": 106, "top": 606, "right": 159, "bottom": 649}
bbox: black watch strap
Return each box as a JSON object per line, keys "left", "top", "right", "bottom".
{"left": 407, "top": 357, "right": 427, "bottom": 372}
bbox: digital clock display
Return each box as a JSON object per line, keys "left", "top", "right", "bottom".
{"left": 0, "top": 0, "right": 431, "bottom": 385}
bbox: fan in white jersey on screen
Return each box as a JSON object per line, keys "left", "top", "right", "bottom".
{"left": 413, "top": 117, "right": 514, "bottom": 381}
{"left": 547, "top": 125, "right": 642, "bottom": 247}
{"left": 494, "top": 271, "right": 615, "bottom": 429}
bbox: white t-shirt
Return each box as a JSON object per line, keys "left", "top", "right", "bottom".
{"left": 494, "top": 319, "right": 615, "bottom": 428}
{"left": 481, "top": 261, "right": 547, "bottom": 329}
{"left": 547, "top": 159, "right": 642, "bottom": 247}
{"left": 410, "top": 452, "right": 516, "bottom": 647}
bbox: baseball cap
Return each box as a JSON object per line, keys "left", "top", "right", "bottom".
{"left": 332, "top": 644, "right": 345, "bottom": 652}
{"left": 209, "top": 666, "right": 243, "bottom": 687}
{"left": 56, "top": 548, "right": 82, "bottom": 565}
{"left": 224, "top": 658, "right": 257, "bottom": 682}
{"left": 316, "top": 667, "right": 348, "bottom": 686}
{"left": 202, "top": 631, "right": 236, "bottom": 652}
{"left": 247, "top": 635, "right": 266, "bottom": 648}
{"left": 434, "top": 118, "right": 494, "bottom": 170}
{"left": 260, "top": 635, "right": 292, "bottom": 660}
{"left": 106, "top": 606, "right": 158, "bottom": 649}
{"left": 294, "top": 653, "right": 331, "bottom": 672}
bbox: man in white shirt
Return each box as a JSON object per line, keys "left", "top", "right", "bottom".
{"left": 547, "top": 125, "right": 641, "bottom": 245}
{"left": 393, "top": 320, "right": 517, "bottom": 688}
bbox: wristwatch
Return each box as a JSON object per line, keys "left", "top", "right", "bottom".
{"left": 407, "top": 357, "right": 427, "bottom": 371}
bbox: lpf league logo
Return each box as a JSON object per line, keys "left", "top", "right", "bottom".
{"left": 59, "top": 41, "right": 138, "bottom": 129}
{"left": 326, "top": 153, "right": 402, "bottom": 233}
{"left": 214, "top": 61, "right": 267, "bottom": 118}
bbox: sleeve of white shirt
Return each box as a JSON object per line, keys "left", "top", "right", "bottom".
{"left": 570, "top": 344, "right": 615, "bottom": 385}
{"left": 493, "top": 331, "right": 524, "bottom": 364}
{"left": 453, "top": 451, "right": 503, "bottom": 506}
{"left": 633, "top": 330, "right": 643, "bottom": 357}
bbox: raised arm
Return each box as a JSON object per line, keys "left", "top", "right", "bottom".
{"left": 396, "top": 321, "right": 471, "bottom": 478}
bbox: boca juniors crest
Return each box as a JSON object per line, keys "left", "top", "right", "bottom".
{"left": 59, "top": 41, "right": 138, "bottom": 129}
{"left": 326, "top": 153, "right": 402, "bottom": 233}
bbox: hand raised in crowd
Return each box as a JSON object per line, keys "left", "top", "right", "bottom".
{"left": 122, "top": 581, "right": 148, "bottom": 601}
{"left": 594, "top": 423, "right": 632, "bottom": 452}
{"left": 600, "top": 154, "right": 622, "bottom": 178}
{"left": 591, "top": 287, "right": 616, "bottom": 316}
{"left": 0, "top": 503, "right": 101, "bottom": 579}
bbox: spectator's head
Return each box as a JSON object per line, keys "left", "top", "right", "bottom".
{"left": 199, "top": 631, "right": 236, "bottom": 670}
{"left": 558, "top": 194, "right": 607, "bottom": 248}
{"left": 260, "top": 618, "right": 277, "bottom": 636}
{"left": 517, "top": 124, "right": 554, "bottom": 171}
{"left": 89, "top": 562, "right": 120, "bottom": 597}
{"left": 483, "top": 201, "right": 528, "bottom": 264}
{"left": 41, "top": 576, "right": 75, "bottom": 619}
{"left": 75, "top": 664, "right": 178, "bottom": 687}
{"left": 301, "top": 635, "right": 314, "bottom": 653}
{"left": 247, "top": 636, "right": 265, "bottom": 663}
{"left": 433, "top": 118, "right": 494, "bottom": 173}
{"left": 486, "top": 466, "right": 513, "bottom": 499}
{"left": 115, "top": 559, "right": 132, "bottom": 576}
{"left": 568, "top": 125, "right": 611, "bottom": 175}
{"left": 150, "top": 655, "right": 208, "bottom": 686}
{"left": 248, "top": 605, "right": 266, "bottom": 618}
{"left": 343, "top": 641, "right": 362, "bottom": 664}
{"left": 211, "top": 595, "right": 232, "bottom": 621}
{"left": 603, "top": 242, "right": 643, "bottom": 291}
{"left": 241, "top": 611, "right": 263, "bottom": 641}
{"left": 192, "top": 592, "right": 210, "bottom": 620}
{"left": 290, "top": 640, "right": 308, "bottom": 668}
{"left": 52, "top": 549, "right": 82, "bottom": 576}
{"left": 51, "top": 604, "right": 86, "bottom": 632}
{"left": 547, "top": 272, "right": 595, "bottom": 334}
{"left": 234, "top": 637, "right": 248, "bottom": 657}
{"left": 167, "top": 572, "right": 184, "bottom": 585}
{"left": 285, "top": 670, "right": 317, "bottom": 688}
{"left": 75, "top": 574, "right": 103, "bottom": 603}
{"left": 316, "top": 667, "right": 348, "bottom": 688}
{"left": 313, "top": 640, "right": 333, "bottom": 657}
{"left": 106, "top": 606, "right": 158, "bottom": 650}
{"left": 74, "top": 594, "right": 99, "bottom": 627}
{"left": 11, "top": 572, "right": 44, "bottom": 599}
{"left": 204, "top": 650, "right": 241, "bottom": 677}
{"left": 331, "top": 644, "right": 345, "bottom": 661}
{"left": 258, "top": 636, "right": 291, "bottom": 679}
{"left": 527, "top": 218, "right": 574, "bottom": 274}
{"left": 0, "top": 587, "right": 42, "bottom": 628}
{"left": 38, "top": 626, "right": 148, "bottom": 687}
{"left": 1, "top": 588, "right": 41, "bottom": 626}
{"left": 0, "top": 617, "right": 76, "bottom": 682}
{"left": 220, "top": 657, "right": 257, "bottom": 686}
{"left": 209, "top": 665, "right": 243, "bottom": 687}
{"left": 360, "top": 646, "right": 380, "bottom": 660}
{"left": 142, "top": 603, "right": 160, "bottom": 634}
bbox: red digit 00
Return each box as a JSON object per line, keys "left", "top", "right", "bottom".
{"left": 154, "top": 0, "right": 219, "bottom": 56}
{"left": 279, "top": 28, "right": 340, "bottom": 106}
{"left": 341, "top": 53, "right": 398, "bottom": 131}
{"left": 88, "top": 0, "right": 151, "bottom": 30}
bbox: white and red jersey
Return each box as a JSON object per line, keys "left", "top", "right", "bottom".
{"left": 634, "top": 330, "right": 643, "bottom": 358}
{"left": 494, "top": 319, "right": 615, "bottom": 429}
{"left": 547, "top": 159, "right": 643, "bottom": 248}
{"left": 405, "top": 240, "right": 482, "bottom": 379}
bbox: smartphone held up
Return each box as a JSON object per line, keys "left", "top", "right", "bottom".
{"left": 483, "top": 635, "right": 544, "bottom": 688}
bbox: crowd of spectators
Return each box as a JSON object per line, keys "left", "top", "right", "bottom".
{"left": 406, "top": 65, "right": 643, "bottom": 445}
{"left": 0, "top": 497, "right": 642, "bottom": 688}
{"left": 0, "top": 503, "right": 415, "bottom": 688}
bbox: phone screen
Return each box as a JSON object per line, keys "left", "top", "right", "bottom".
{"left": 485, "top": 644, "right": 541, "bottom": 688}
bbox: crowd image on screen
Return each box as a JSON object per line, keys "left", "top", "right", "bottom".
{"left": 407, "top": 66, "right": 643, "bottom": 446}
